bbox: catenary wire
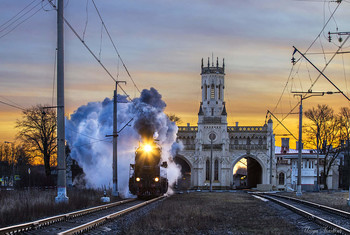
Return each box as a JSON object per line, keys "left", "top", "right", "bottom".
{"left": 47, "top": 0, "right": 131, "bottom": 101}
{"left": 0, "top": 100, "right": 25, "bottom": 111}
{"left": 0, "top": 0, "right": 38, "bottom": 29}
{"left": 91, "top": 0, "right": 141, "bottom": 94}
{"left": 0, "top": 1, "right": 49, "bottom": 39}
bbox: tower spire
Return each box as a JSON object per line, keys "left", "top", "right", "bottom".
{"left": 201, "top": 58, "right": 203, "bottom": 69}
{"left": 207, "top": 57, "right": 210, "bottom": 67}
{"left": 216, "top": 57, "right": 218, "bottom": 68}
{"left": 223, "top": 58, "right": 225, "bottom": 72}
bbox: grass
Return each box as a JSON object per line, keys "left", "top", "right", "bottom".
{"left": 123, "top": 192, "right": 300, "bottom": 235}
{"left": 0, "top": 188, "right": 111, "bottom": 227}
{"left": 282, "top": 191, "right": 350, "bottom": 212}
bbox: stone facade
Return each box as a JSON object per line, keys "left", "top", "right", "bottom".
{"left": 176, "top": 58, "right": 276, "bottom": 189}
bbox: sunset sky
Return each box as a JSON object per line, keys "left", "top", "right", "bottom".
{"left": 1, "top": 0, "right": 349, "bottom": 147}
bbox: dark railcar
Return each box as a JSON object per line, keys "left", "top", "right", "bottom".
{"left": 129, "top": 141, "right": 168, "bottom": 198}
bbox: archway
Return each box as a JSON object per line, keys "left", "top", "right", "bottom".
{"left": 174, "top": 156, "right": 191, "bottom": 190}
{"left": 232, "top": 157, "right": 262, "bottom": 189}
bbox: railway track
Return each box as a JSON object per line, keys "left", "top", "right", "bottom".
{"left": 253, "top": 192, "right": 350, "bottom": 234}
{"left": 0, "top": 196, "right": 165, "bottom": 235}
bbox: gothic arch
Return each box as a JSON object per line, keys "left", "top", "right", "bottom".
{"left": 174, "top": 154, "right": 193, "bottom": 190}
{"left": 231, "top": 154, "right": 268, "bottom": 186}
{"left": 174, "top": 154, "right": 193, "bottom": 170}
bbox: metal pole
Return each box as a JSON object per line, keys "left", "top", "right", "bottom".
{"left": 296, "top": 97, "right": 303, "bottom": 196}
{"left": 348, "top": 136, "right": 350, "bottom": 206}
{"left": 112, "top": 83, "right": 118, "bottom": 197}
{"left": 316, "top": 125, "right": 320, "bottom": 192}
{"left": 270, "top": 133, "right": 273, "bottom": 185}
{"left": 55, "top": 0, "right": 68, "bottom": 203}
{"left": 210, "top": 138, "right": 213, "bottom": 192}
{"left": 12, "top": 143, "right": 15, "bottom": 186}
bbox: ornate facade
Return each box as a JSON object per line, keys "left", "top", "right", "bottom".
{"left": 176, "top": 58, "right": 276, "bottom": 189}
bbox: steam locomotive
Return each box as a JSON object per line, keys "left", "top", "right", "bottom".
{"left": 129, "top": 140, "right": 168, "bottom": 198}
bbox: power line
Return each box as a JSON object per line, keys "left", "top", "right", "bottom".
{"left": 47, "top": 0, "right": 132, "bottom": 101}
{"left": 0, "top": 100, "right": 25, "bottom": 111}
{"left": 0, "top": 95, "right": 26, "bottom": 109}
{"left": 0, "top": 0, "right": 38, "bottom": 30}
{"left": 0, "top": 1, "right": 47, "bottom": 39}
{"left": 272, "top": 1, "right": 343, "bottom": 129}
{"left": 91, "top": 0, "right": 141, "bottom": 94}
{"left": 66, "top": 126, "right": 105, "bottom": 141}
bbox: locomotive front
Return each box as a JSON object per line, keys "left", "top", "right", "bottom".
{"left": 129, "top": 140, "right": 168, "bottom": 197}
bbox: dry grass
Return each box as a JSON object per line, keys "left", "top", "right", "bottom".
{"left": 0, "top": 188, "right": 110, "bottom": 227}
{"left": 123, "top": 192, "right": 300, "bottom": 235}
{"left": 282, "top": 191, "right": 350, "bottom": 212}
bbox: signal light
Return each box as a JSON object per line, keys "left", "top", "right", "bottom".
{"left": 136, "top": 177, "right": 141, "bottom": 182}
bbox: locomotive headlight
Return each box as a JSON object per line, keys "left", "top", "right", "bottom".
{"left": 143, "top": 144, "right": 152, "bottom": 153}
{"left": 136, "top": 177, "right": 141, "bottom": 182}
{"left": 154, "top": 177, "right": 159, "bottom": 182}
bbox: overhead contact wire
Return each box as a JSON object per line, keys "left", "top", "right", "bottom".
{"left": 47, "top": 0, "right": 131, "bottom": 101}
{"left": 91, "top": 0, "right": 141, "bottom": 94}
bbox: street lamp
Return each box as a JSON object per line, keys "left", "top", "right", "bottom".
{"left": 209, "top": 133, "right": 216, "bottom": 192}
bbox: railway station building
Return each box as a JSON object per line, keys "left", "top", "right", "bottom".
{"left": 175, "top": 58, "right": 341, "bottom": 191}
{"left": 175, "top": 58, "right": 277, "bottom": 190}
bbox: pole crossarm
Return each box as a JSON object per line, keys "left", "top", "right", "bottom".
{"left": 292, "top": 46, "right": 350, "bottom": 102}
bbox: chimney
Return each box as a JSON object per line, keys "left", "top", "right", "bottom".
{"left": 281, "top": 138, "right": 290, "bottom": 154}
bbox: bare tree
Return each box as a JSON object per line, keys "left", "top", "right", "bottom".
{"left": 304, "top": 104, "right": 342, "bottom": 189}
{"left": 16, "top": 105, "right": 57, "bottom": 176}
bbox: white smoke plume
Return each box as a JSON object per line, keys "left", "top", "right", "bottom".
{"left": 66, "top": 88, "right": 181, "bottom": 198}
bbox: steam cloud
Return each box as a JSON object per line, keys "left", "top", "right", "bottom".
{"left": 66, "top": 88, "right": 181, "bottom": 197}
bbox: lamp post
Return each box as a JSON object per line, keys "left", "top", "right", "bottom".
{"left": 209, "top": 133, "right": 216, "bottom": 192}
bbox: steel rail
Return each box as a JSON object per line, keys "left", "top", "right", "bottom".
{"left": 0, "top": 198, "right": 135, "bottom": 234}
{"left": 266, "top": 193, "right": 350, "bottom": 219}
{"left": 254, "top": 193, "right": 350, "bottom": 235}
{"left": 58, "top": 196, "right": 166, "bottom": 235}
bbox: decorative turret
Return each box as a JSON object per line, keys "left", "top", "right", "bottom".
{"left": 221, "top": 103, "right": 227, "bottom": 116}
{"left": 199, "top": 56, "right": 226, "bottom": 124}
{"left": 198, "top": 104, "right": 204, "bottom": 116}
{"left": 201, "top": 57, "right": 225, "bottom": 75}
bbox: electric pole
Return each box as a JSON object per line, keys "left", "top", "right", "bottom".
{"left": 292, "top": 91, "right": 334, "bottom": 196}
{"left": 109, "top": 81, "right": 126, "bottom": 197}
{"left": 55, "top": 0, "right": 68, "bottom": 203}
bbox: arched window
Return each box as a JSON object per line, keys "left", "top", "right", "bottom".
{"left": 206, "top": 160, "right": 210, "bottom": 181}
{"left": 214, "top": 159, "right": 219, "bottom": 181}
{"left": 278, "top": 172, "right": 285, "bottom": 185}
{"left": 210, "top": 84, "right": 215, "bottom": 99}
{"left": 218, "top": 85, "right": 221, "bottom": 100}
{"left": 204, "top": 84, "right": 207, "bottom": 100}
